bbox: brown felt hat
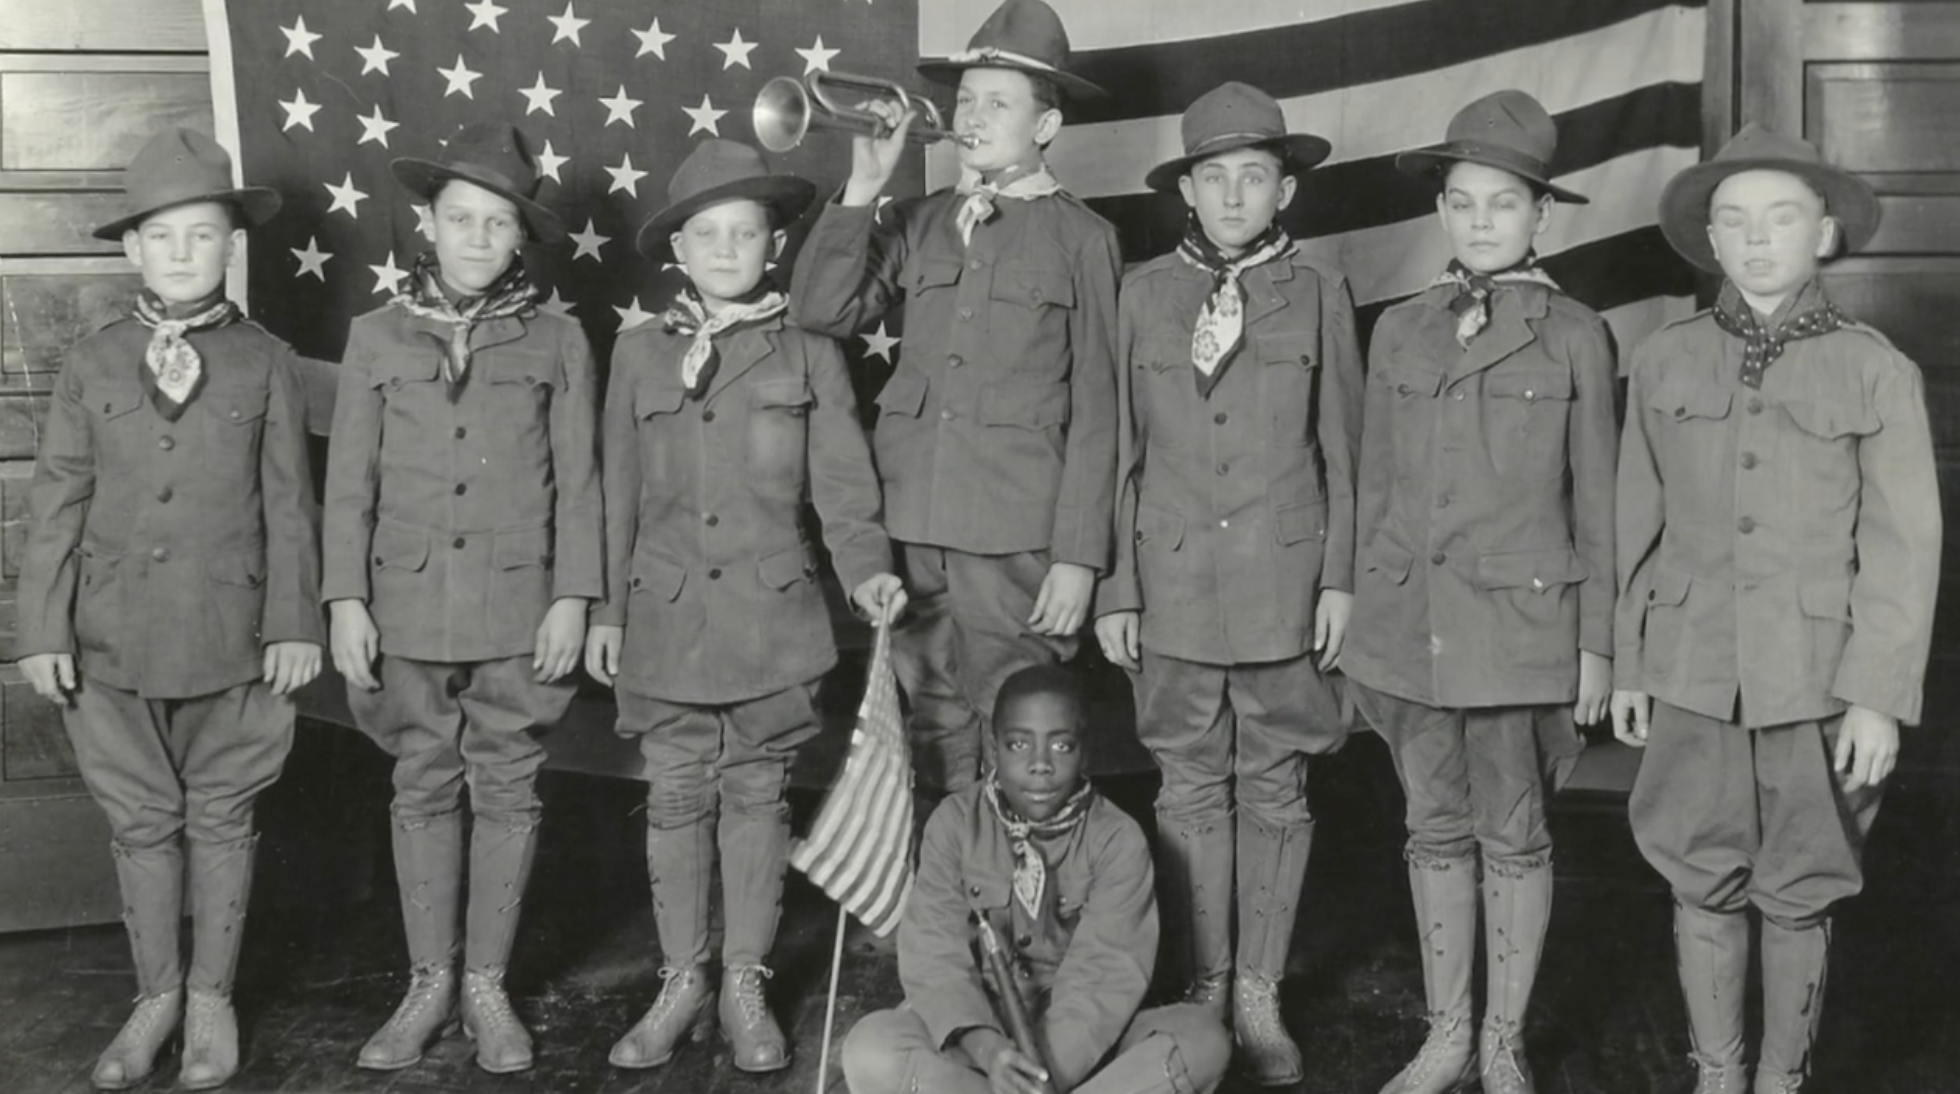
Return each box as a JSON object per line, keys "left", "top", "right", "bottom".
{"left": 390, "top": 122, "right": 565, "bottom": 243}
{"left": 1658, "top": 123, "right": 1880, "bottom": 273}
{"left": 92, "top": 127, "right": 280, "bottom": 240}
{"left": 916, "top": 0, "right": 1107, "bottom": 103}
{"left": 636, "top": 140, "right": 816, "bottom": 259}
{"left": 1395, "top": 89, "right": 1588, "bottom": 204}
{"left": 1145, "top": 81, "right": 1333, "bottom": 193}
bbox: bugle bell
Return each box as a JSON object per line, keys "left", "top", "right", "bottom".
{"left": 752, "top": 71, "right": 975, "bottom": 154}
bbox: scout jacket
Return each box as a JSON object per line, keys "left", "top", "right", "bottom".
{"left": 1616, "top": 305, "right": 1941, "bottom": 727}
{"left": 900, "top": 786, "right": 1156, "bottom": 1094}
{"left": 591, "top": 314, "right": 892, "bottom": 704}
{"left": 789, "top": 188, "right": 1121, "bottom": 570}
{"left": 1344, "top": 282, "right": 1619, "bottom": 708}
{"left": 322, "top": 303, "right": 603, "bottom": 663}
{"left": 1099, "top": 249, "right": 1364, "bottom": 665}
{"left": 18, "top": 319, "right": 324, "bottom": 700}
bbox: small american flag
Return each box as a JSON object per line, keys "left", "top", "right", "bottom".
{"left": 790, "top": 623, "right": 915, "bottom": 939}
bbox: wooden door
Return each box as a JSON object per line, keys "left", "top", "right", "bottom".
{"left": 0, "top": 0, "right": 211, "bottom": 931}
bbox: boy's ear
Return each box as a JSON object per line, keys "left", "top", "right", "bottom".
{"left": 121, "top": 228, "right": 143, "bottom": 269}
{"left": 226, "top": 227, "right": 247, "bottom": 266}
{"left": 1033, "top": 106, "right": 1063, "bottom": 147}
{"left": 772, "top": 229, "right": 788, "bottom": 260}
{"left": 670, "top": 230, "right": 686, "bottom": 257}
{"left": 1177, "top": 173, "right": 1199, "bottom": 211}
{"left": 1814, "top": 214, "right": 1841, "bottom": 259}
{"left": 1277, "top": 173, "right": 1299, "bottom": 213}
{"left": 1532, "top": 193, "right": 1554, "bottom": 237}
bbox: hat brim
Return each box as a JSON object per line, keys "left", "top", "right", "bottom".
{"left": 1395, "top": 145, "right": 1589, "bottom": 204}
{"left": 916, "top": 57, "right": 1107, "bottom": 103}
{"left": 390, "top": 158, "right": 566, "bottom": 243}
{"left": 91, "top": 186, "right": 282, "bottom": 241}
{"left": 1658, "top": 157, "right": 1880, "bottom": 273}
{"left": 1144, "top": 133, "right": 1334, "bottom": 193}
{"left": 635, "top": 176, "right": 819, "bottom": 259}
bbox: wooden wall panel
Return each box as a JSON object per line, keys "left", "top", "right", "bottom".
{"left": 1806, "top": 3, "right": 1960, "bottom": 63}
{"left": 0, "top": 669, "right": 74, "bottom": 782}
{"left": 1807, "top": 63, "right": 1960, "bottom": 174}
{"left": 0, "top": 394, "right": 50, "bottom": 461}
{"left": 0, "top": 463, "right": 30, "bottom": 584}
{"left": 0, "top": 71, "right": 212, "bottom": 172}
{"left": 0, "top": 0, "right": 204, "bottom": 53}
{"left": 0, "top": 268, "right": 142, "bottom": 384}
{"left": 1866, "top": 196, "right": 1960, "bottom": 256}
{"left": 0, "top": 193, "right": 125, "bottom": 255}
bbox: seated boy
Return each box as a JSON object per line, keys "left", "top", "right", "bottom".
{"left": 1612, "top": 124, "right": 1941, "bottom": 1094}
{"left": 842, "top": 665, "right": 1230, "bottom": 1094}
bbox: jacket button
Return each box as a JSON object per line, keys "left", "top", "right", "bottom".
{"left": 158, "top": 436, "right": 175, "bottom": 451}
{"left": 1747, "top": 398, "right": 1764, "bottom": 415}
{"left": 455, "top": 426, "right": 467, "bottom": 439}
{"left": 151, "top": 547, "right": 169, "bottom": 562}
{"left": 1435, "top": 495, "right": 1450, "bottom": 508}
{"left": 969, "top": 884, "right": 983, "bottom": 897}
{"left": 702, "top": 410, "right": 717, "bottom": 423}
{"left": 373, "top": 555, "right": 383, "bottom": 566}
{"left": 1737, "top": 517, "right": 1756, "bottom": 534}
{"left": 941, "top": 409, "right": 955, "bottom": 420}
{"left": 1431, "top": 552, "right": 1446, "bottom": 565}
{"left": 156, "top": 487, "right": 173, "bottom": 503}
{"left": 453, "top": 537, "right": 466, "bottom": 549}
{"left": 1016, "top": 934, "right": 1033, "bottom": 948}
{"left": 708, "top": 567, "right": 723, "bottom": 580}
{"left": 1216, "top": 462, "right": 1229, "bottom": 475}
{"left": 1396, "top": 383, "right": 1411, "bottom": 396}
{"left": 969, "top": 258, "right": 984, "bottom": 270}
{"left": 1135, "top": 530, "right": 1144, "bottom": 542}
{"left": 948, "top": 355, "right": 963, "bottom": 368}
{"left": 454, "top": 483, "right": 468, "bottom": 495}
{"left": 1452, "top": 390, "right": 1466, "bottom": 401}
{"left": 390, "top": 377, "right": 403, "bottom": 389}
{"left": 629, "top": 576, "right": 643, "bottom": 589}
{"left": 704, "top": 513, "right": 720, "bottom": 526}
{"left": 1214, "top": 412, "right": 1228, "bottom": 424}
{"left": 959, "top": 307, "right": 974, "bottom": 320}
{"left": 228, "top": 408, "right": 241, "bottom": 420}
{"left": 103, "top": 402, "right": 113, "bottom": 413}
{"left": 1740, "top": 452, "right": 1759, "bottom": 469}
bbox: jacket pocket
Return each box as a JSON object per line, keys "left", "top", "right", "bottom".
{"left": 491, "top": 526, "right": 552, "bottom": 639}
{"left": 1485, "top": 368, "right": 1573, "bottom": 480}
{"left": 484, "top": 349, "right": 564, "bottom": 391}
{"left": 906, "top": 257, "right": 964, "bottom": 294}
{"left": 1473, "top": 546, "right": 1586, "bottom": 593}
{"left": 635, "top": 379, "right": 687, "bottom": 418}
{"left": 876, "top": 373, "right": 929, "bottom": 418}
{"left": 202, "top": 385, "right": 271, "bottom": 480}
{"left": 1137, "top": 503, "right": 1185, "bottom": 551}
{"left": 93, "top": 385, "right": 147, "bottom": 421}
{"left": 368, "top": 354, "right": 442, "bottom": 389}
{"left": 758, "top": 544, "right": 818, "bottom": 591}
{"left": 1377, "top": 363, "right": 1444, "bottom": 399}
{"left": 1639, "top": 565, "right": 1692, "bottom": 673}
{"left": 206, "top": 551, "right": 267, "bottom": 588}
{"left": 493, "top": 526, "right": 552, "bottom": 571}
{"left": 1478, "top": 547, "right": 1585, "bottom": 672}
{"left": 749, "top": 377, "right": 813, "bottom": 499}
{"left": 370, "top": 524, "right": 430, "bottom": 573}
{"left": 1275, "top": 499, "right": 1328, "bottom": 547}
{"left": 628, "top": 551, "right": 687, "bottom": 602}
{"left": 1650, "top": 382, "right": 1733, "bottom": 422}
{"left": 962, "top": 869, "right": 1014, "bottom": 917}
{"left": 203, "top": 550, "right": 268, "bottom": 662}
{"left": 991, "top": 263, "right": 1075, "bottom": 310}
{"left": 1361, "top": 535, "right": 1415, "bottom": 585}
{"left": 1799, "top": 574, "right": 1853, "bottom": 623}
{"left": 75, "top": 547, "right": 123, "bottom": 655}
{"left": 1259, "top": 333, "right": 1318, "bottom": 446}
{"left": 979, "top": 381, "right": 1068, "bottom": 430}
{"left": 1783, "top": 397, "right": 1879, "bottom": 440}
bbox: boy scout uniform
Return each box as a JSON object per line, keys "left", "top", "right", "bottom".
{"left": 1344, "top": 92, "right": 1618, "bottom": 1094}
{"left": 15, "top": 127, "right": 321, "bottom": 1090}
{"left": 1097, "top": 81, "right": 1359, "bottom": 1085}
{"left": 322, "top": 124, "right": 599, "bottom": 1074}
{"left": 790, "top": 0, "right": 1121, "bottom": 792}
{"left": 842, "top": 786, "right": 1231, "bottom": 1094}
{"left": 597, "top": 140, "right": 893, "bottom": 1074}
{"left": 1619, "top": 124, "right": 1940, "bottom": 1093}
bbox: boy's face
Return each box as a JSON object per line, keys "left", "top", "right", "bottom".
{"left": 1706, "top": 169, "right": 1836, "bottom": 309}
{"left": 1436, "top": 161, "right": 1552, "bottom": 273}
{"left": 992, "top": 691, "right": 1083, "bottom": 822}
{"left": 123, "top": 202, "right": 241, "bottom": 305}
{"left": 432, "top": 179, "right": 525, "bottom": 295}
{"left": 671, "top": 198, "right": 783, "bottom": 312}
{"left": 954, "top": 68, "right": 1061, "bottom": 176}
{"left": 1178, "top": 146, "right": 1295, "bottom": 257}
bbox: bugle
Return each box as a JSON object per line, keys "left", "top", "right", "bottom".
{"left": 752, "top": 70, "right": 975, "bottom": 154}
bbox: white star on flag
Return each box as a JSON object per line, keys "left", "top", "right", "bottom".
{"left": 539, "top": 288, "right": 575, "bottom": 318}
{"left": 324, "top": 173, "right": 369, "bottom": 218}
{"left": 354, "top": 35, "right": 399, "bottom": 76}
{"left": 615, "top": 296, "right": 657, "bottom": 332}
{"left": 464, "top": 0, "right": 507, "bottom": 32}
{"left": 292, "top": 237, "right": 332, "bottom": 280}
{"left": 279, "top": 89, "right": 321, "bottom": 132}
{"left": 569, "top": 219, "right": 609, "bottom": 263}
{"left": 606, "top": 153, "right": 648, "bottom": 197}
{"left": 797, "top": 36, "right": 840, "bottom": 74}
{"left": 861, "top": 322, "right": 901, "bottom": 362}
{"left": 683, "top": 95, "right": 727, "bottom": 137}
{"left": 535, "top": 140, "right": 568, "bottom": 183}
{"left": 387, "top": 0, "right": 416, "bottom": 10}
{"left": 411, "top": 203, "right": 435, "bottom": 240}
{"left": 599, "top": 85, "right": 643, "bottom": 128}
{"left": 548, "top": 3, "right": 590, "bottom": 46}
{"left": 633, "top": 18, "right": 675, "bottom": 60}
{"left": 356, "top": 105, "right": 399, "bottom": 147}
{"left": 369, "top": 251, "right": 409, "bottom": 295}
{"left": 281, "top": 15, "right": 322, "bottom": 59}
{"left": 715, "top": 28, "right": 759, "bottom": 70}
{"left": 519, "top": 73, "right": 561, "bottom": 116}
{"left": 438, "top": 56, "right": 483, "bottom": 98}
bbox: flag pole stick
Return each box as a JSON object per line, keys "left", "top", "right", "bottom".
{"left": 815, "top": 903, "right": 850, "bottom": 1094}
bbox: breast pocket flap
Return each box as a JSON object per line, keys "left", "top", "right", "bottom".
{"left": 962, "top": 870, "right": 1013, "bottom": 914}
{"left": 1256, "top": 333, "right": 1314, "bottom": 368}
{"left": 1652, "top": 384, "right": 1734, "bottom": 422}
{"left": 758, "top": 545, "right": 817, "bottom": 590}
{"left": 1379, "top": 364, "right": 1444, "bottom": 398}
{"left": 907, "top": 257, "right": 965, "bottom": 293}
{"left": 1486, "top": 370, "right": 1572, "bottom": 402}
{"left": 1275, "top": 499, "right": 1328, "bottom": 546}
{"left": 751, "top": 377, "right": 813, "bottom": 411}
{"left": 994, "top": 264, "right": 1075, "bottom": 309}
{"left": 629, "top": 552, "right": 687, "bottom": 602}
{"left": 206, "top": 552, "right": 266, "bottom": 588}
{"left": 1475, "top": 548, "right": 1585, "bottom": 592}
{"left": 1785, "top": 398, "right": 1878, "bottom": 440}
{"left": 876, "top": 373, "right": 929, "bottom": 418}
{"left": 636, "top": 381, "right": 687, "bottom": 418}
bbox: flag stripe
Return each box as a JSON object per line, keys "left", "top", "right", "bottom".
{"left": 922, "top": 0, "right": 1434, "bottom": 54}
{"left": 1065, "top": 0, "right": 1703, "bottom": 125}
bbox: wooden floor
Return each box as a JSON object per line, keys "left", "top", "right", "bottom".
{"left": 4, "top": 725, "right": 1960, "bottom": 1094}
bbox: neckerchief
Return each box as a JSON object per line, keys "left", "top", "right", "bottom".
{"left": 657, "top": 285, "right": 788, "bottom": 397}
{"left": 1711, "top": 278, "right": 1844, "bottom": 390}
{"left": 1430, "top": 254, "right": 1561, "bottom": 348}
{"left": 390, "top": 251, "right": 537, "bottom": 387}
{"left": 1177, "top": 214, "right": 1295, "bottom": 397}
{"left": 954, "top": 162, "right": 1062, "bottom": 246}
{"left": 132, "top": 288, "right": 239, "bottom": 420}
{"left": 982, "top": 775, "right": 1095, "bottom": 919}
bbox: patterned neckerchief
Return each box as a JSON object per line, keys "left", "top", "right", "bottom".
{"left": 954, "top": 161, "right": 1063, "bottom": 246}
{"left": 390, "top": 250, "right": 537, "bottom": 388}
{"left": 982, "top": 775, "right": 1095, "bottom": 919}
{"left": 132, "top": 288, "right": 239, "bottom": 420}
{"left": 657, "top": 284, "right": 788, "bottom": 397}
{"left": 1711, "top": 278, "right": 1844, "bottom": 390}
{"left": 1430, "top": 254, "right": 1561, "bottom": 347}
{"left": 1177, "top": 213, "right": 1296, "bottom": 397}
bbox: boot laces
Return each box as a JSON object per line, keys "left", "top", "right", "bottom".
{"left": 647, "top": 966, "right": 704, "bottom": 1025}
{"left": 1480, "top": 1023, "right": 1529, "bottom": 1088}
{"left": 1236, "top": 973, "right": 1284, "bottom": 1037}
{"left": 1688, "top": 1053, "right": 1749, "bottom": 1094}
{"left": 465, "top": 969, "right": 520, "bottom": 1030}
{"left": 1183, "top": 973, "right": 1229, "bottom": 1008}
{"left": 111, "top": 990, "right": 182, "bottom": 1048}
{"left": 728, "top": 965, "right": 773, "bottom": 1026}
{"left": 1404, "top": 1013, "right": 1471, "bottom": 1082}
{"left": 184, "top": 990, "right": 226, "bottom": 1041}
{"left": 380, "top": 965, "right": 453, "bottom": 1034}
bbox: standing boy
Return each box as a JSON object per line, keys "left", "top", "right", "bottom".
{"left": 588, "top": 139, "right": 905, "bottom": 1073}
{"left": 1344, "top": 91, "right": 1619, "bottom": 1094}
{"left": 323, "top": 123, "right": 601, "bottom": 1075}
{"left": 17, "top": 127, "right": 323, "bottom": 1091}
{"left": 1092, "top": 82, "right": 1362, "bottom": 1085}
{"left": 841, "top": 665, "right": 1231, "bottom": 1094}
{"left": 1613, "top": 125, "right": 1940, "bottom": 1094}
{"left": 791, "top": 0, "right": 1121, "bottom": 793}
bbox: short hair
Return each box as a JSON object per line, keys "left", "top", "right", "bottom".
{"left": 1027, "top": 73, "right": 1065, "bottom": 114}
{"left": 992, "top": 663, "right": 1084, "bottom": 729}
